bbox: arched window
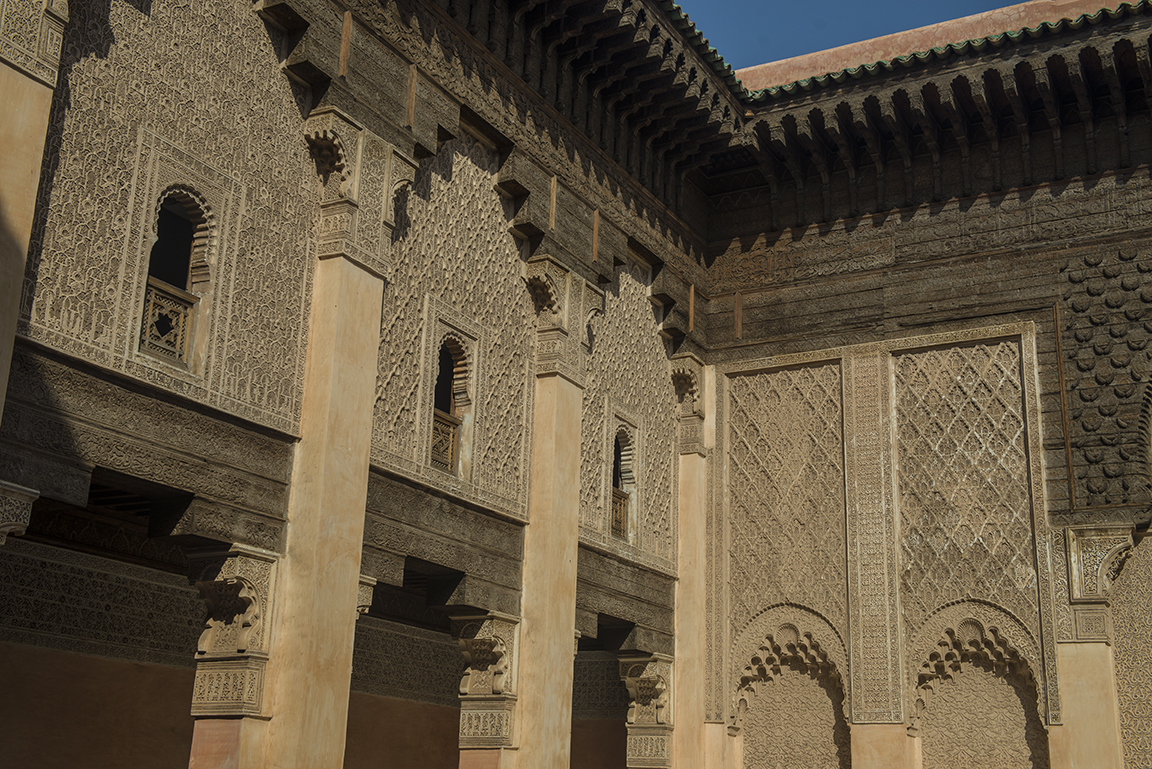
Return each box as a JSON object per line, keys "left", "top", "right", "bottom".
{"left": 430, "top": 336, "right": 468, "bottom": 474}
{"left": 611, "top": 429, "right": 635, "bottom": 540}
{"left": 140, "top": 187, "right": 211, "bottom": 366}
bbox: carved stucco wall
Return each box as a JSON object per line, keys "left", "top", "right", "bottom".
{"left": 572, "top": 650, "right": 631, "bottom": 720}
{"left": 725, "top": 362, "right": 847, "bottom": 648}
{"left": 350, "top": 616, "right": 463, "bottom": 708}
{"left": 21, "top": 0, "right": 315, "bottom": 434}
{"left": 0, "top": 537, "right": 201, "bottom": 667}
{"left": 742, "top": 665, "right": 850, "bottom": 769}
{"left": 1110, "top": 535, "right": 1152, "bottom": 767}
{"left": 372, "top": 133, "right": 534, "bottom": 518}
{"left": 895, "top": 341, "right": 1039, "bottom": 634}
{"left": 579, "top": 261, "right": 677, "bottom": 568}
{"left": 919, "top": 660, "right": 1050, "bottom": 769}
{"left": 711, "top": 326, "right": 1056, "bottom": 726}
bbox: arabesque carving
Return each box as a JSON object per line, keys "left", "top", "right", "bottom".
{"left": 619, "top": 653, "right": 673, "bottom": 769}
{"left": 372, "top": 134, "right": 533, "bottom": 519}
{"left": 451, "top": 612, "right": 519, "bottom": 749}
{"left": 912, "top": 616, "right": 1050, "bottom": 768}
{"left": 0, "top": 480, "right": 39, "bottom": 545}
{"left": 186, "top": 544, "right": 277, "bottom": 717}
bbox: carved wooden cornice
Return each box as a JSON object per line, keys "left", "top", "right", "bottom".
{"left": 706, "top": 11, "right": 1152, "bottom": 235}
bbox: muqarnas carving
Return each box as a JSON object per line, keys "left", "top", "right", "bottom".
{"left": 911, "top": 615, "right": 1049, "bottom": 769}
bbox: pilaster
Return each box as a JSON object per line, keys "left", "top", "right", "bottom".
{"left": 1050, "top": 526, "right": 1131, "bottom": 769}
{"left": 0, "top": 0, "right": 67, "bottom": 428}
{"left": 671, "top": 354, "right": 706, "bottom": 767}
{"left": 517, "top": 253, "right": 588, "bottom": 768}
{"left": 255, "top": 110, "right": 389, "bottom": 769}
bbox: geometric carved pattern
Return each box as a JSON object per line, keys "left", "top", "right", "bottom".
{"left": 726, "top": 363, "right": 846, "bottom": 641}
{"left": 373, "top": 134, "right": 532, "bottom": 517}
{"left": 350, "top": 616, "right": 463, "bottom": 708}
{"left": 1109, "top": 537, "right": 1152, "bottom": 768}
{"left": 0, "top": 537, "right": 201, "bottom": 668}
{"left": 895, "top": 342, "right": 1039, "bottom": 643}
{"left": 572, "top": 651, "right": 631, "bottom": 719}
{"left": 1065, "top": 526, "right": 1133, "bottom": 603}
{"left": 580, "top": 261, "right": 677, "bottom": 568}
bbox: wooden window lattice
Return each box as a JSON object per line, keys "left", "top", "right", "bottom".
{"left": 431, "top": 408, "right": 461, "bottom": 473}
{"left": 140, "top": 276, "right": 195, "bottom": 364}
{"left": 611, "top": 487, "right": 629, "bottom": 539}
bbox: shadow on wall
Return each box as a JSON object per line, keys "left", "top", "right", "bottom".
{"left": 23, "top": 0, "right": 151, "bottom": 319}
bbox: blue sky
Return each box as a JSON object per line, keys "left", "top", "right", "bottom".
{"left": 674, "top": 0, "right": 1021, "bottom": 70}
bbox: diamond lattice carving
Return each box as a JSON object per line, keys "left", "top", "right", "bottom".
{"left": 727, "top": 364, "right": 846, "bottom": 636}
{"left": 895, "top": 342, "right": 1038, "bottom": 635}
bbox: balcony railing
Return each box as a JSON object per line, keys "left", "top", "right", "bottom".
{"left": 140, "top": 276, "right": 196, "bottom": 364}
{"left": 611, "top": 488, "right": 629, "bottom": 539}
{"left": 431, "top": 409, "right": 461, "bottom": 473}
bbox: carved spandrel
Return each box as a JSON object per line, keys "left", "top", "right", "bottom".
{"left": 0, "top": 480, "right": 39, "bottom": 546}
{"left": 186, "top": 544, "right": 277, "bottom": 717}
{"left": 1067, "top": 526, "right": 1134, "bottom": 603}
{"left": 618, "top": 653, "right": 673, "bottom": 769}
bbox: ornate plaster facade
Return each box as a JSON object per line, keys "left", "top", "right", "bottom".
{"left": 2, "top": 0, "right": 1152, "bottom": 767}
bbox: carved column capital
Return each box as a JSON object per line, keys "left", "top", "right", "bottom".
{"left": 451, "top": 612, "right": 519, "bottom": 748}
{"left": 1065, "top": 525, "right": 1134, "bottom": 642}
{"left": 356, "top": 574, "right": 376, "bottom": 618}
{"left": 526, "top": 255, "right": 601, "bottom": 388}
{"left": 618, "top": 653, "right": 673, "bottom": 768}
{"left": 0, "top": 480, "right": 38, "bottom": 546}
{"left": 305, "top": 108, "right": 392, "bottom": 282}
{"left": 671, "top": 353, "right": 705, "bottom": 457}
{"left": 186, "top": 544, "right": 278, "bottom": 717}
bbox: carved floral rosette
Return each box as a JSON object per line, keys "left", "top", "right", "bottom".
{"left": 451, "top": 612, "right": 519, "bottom": 748}
{"left": 0, "top": 480, "right": 39, "bottom": 545}
{"left": 618, "top": 653, "right": 673, "bottom": 769}
{"left": 186, "top": 544, "right": 277, "bottom": 717}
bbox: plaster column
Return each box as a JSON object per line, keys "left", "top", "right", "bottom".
{"left": 1050, "top": 643, "right": 1124, "bottom": 769}
{"left": 1047, "top": 526, "right": 1131, "bottom": 769}
{"left": 259, "top": 251, "right": 384, "bottom": 769}
{"left": 671, "top": 359, "right": 706, "bottom": 768}
{"left": 516, "top": 255, "right": 587, "bottom": 768}
{"left": 851, "top": 724, "right": 917, "bottom": 769}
